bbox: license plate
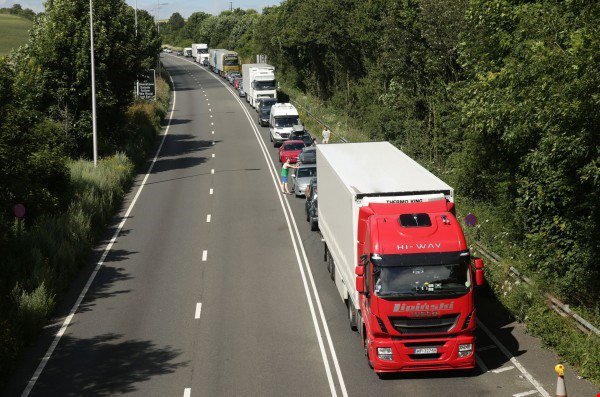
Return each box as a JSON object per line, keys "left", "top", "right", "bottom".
{"left": 414, "top": 347, "right": 438, "bottom": 355}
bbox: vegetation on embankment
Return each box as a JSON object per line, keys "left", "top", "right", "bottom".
{"left": 162, "top": 0, "right": 599, "bottom": 382}
{"left": 0, "top": 14, "right": 32, "bottom": 55}
{"left": 0, "top": 0, "right": 167, "bottom": 388}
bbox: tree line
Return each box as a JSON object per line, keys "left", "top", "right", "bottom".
{"left": 163, "top": 0, "right": 599, "bottom": 308}
{"left": 0, "top": 3, "right": 36, "bottom": 20}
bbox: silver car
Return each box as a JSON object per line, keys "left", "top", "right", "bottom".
{"left": 292, "top": 164, "right": 317, "bottom": 197}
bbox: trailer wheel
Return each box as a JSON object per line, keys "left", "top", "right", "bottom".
{"left": 323, "top": 243, "right": 328, "bottom": 262}
{"left": 329, "top": 256, "right": 335, "bottom": 281}
{"left": 347, "top": 300, "right": 357, "bottom": 331}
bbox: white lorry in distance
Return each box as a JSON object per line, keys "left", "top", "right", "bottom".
{"left": 192, "top": 43, "right": 208, "bottom": 63}
{"left": 183, "top": 47, "right": 192, "bottom": 57}
{"left": 242, "top": 64, "right": 277, "bottom": 109}
{"left": 269, "top": 103, "right": 299, "bottom": 147}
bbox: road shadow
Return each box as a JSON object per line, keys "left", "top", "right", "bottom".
{"left": 149, "top": 134, "right": 218, "bottom": 175}
{"left": 28, "top": 333, "right": 188, "bottom": 396}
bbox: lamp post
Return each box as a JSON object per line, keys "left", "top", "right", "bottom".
{"left": 156, "top": 1, "right": 168, "bottom": 33}
{"left": 89, "top": 0, "right": 98, "bottom": 167}
{"left": 134, "top": 0, "right": 137, "bottom": 36}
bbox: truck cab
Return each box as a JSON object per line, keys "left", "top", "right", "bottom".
{"left": 269, "top": 103, "right": 299, "bottom": 147}
{"left": 354, "top": 199, "right": 484, "bottom": 373}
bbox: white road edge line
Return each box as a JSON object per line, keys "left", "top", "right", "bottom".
{"left": 513, "top": 390, "right": 538, "bottom": 397}
{"left": 202, "top": 250, "right": 208, "bottom": 261}
{"left": 195, "top": 303, "right": 202, "bottom": 319}
{"left": 179, "top": 57, "right": 347, "bottom": 397}
{"left": 478, "top": 320, "right": 550, "bottom": 397}
{"left": 21, "top": 61, "right": 178, "bottom": 397}
{"left": 184, "top": 387, "right": 191, "bottom": 397}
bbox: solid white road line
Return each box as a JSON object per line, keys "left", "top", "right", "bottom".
{"left": 492, "top": 365, "right": 514, "bottom": 373}
{"left": 183, "top": 387, "right": 191, "bottom": 397}
{"left": 206, "top": 214, "right": 211, "bottom": 223}
{"left": 195, "top": 303, "right": 202, "bottom": 319}
{"left": 183, "top": 58, "right": 346, "bottom": 397}
{"left": 513, "top": 390, "right": 538, "bottom": 397}
{"left": 478, "top": 320, "right": 550, "bottom": 397}
{"left": 21, "top": 62, "right": 178, "bottom": 397}
{"left": 202, "top": 250, "right": 207, "bottom": 261}
{"left": 209, "top": 188, "right": 213, "bottom": 195}
{"left": 475, "top": 354, "right": 488, "bottom": 373}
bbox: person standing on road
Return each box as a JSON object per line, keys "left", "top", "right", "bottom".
{"left": 280, "top": 159, "right": 299, "bottom": 194}
{"left": 322, "top": 127, "right": 331, "bottom": 144}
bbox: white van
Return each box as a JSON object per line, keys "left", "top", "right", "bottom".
{"left": 269, "top": 103, "right": 300, "bottom": 147}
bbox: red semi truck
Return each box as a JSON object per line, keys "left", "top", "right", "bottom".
{"left": 316, "top": 142, "right": 484, "bottom": 374}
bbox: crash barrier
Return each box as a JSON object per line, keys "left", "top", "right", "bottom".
{"left": 472, "top": 242, "right": 600, "bottom": 337}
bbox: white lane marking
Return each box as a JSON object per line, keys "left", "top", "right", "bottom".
{"left": 492, "top": 365, "right": 514, "bottom": 373}
{"left": 212, "top": 131, "right": 214, "bottom": 135}
{"left": 475, "top": 354, "right": 488, "bottom": 373}
{"left": 195, "top": 303, "right": 202, "bottom": 319}
{"left": 21, "top": 62, "right": 179, "bottom": 397}
{"left": 210, "top": 115, "right": 213, "bottom": 118}
{"left": 209, "top": 188, "right": 213, "bottom": 195}
{"left": 478, "top": 320, "right": 550, "bottom": 397}
{"left": 513, "top": 391, "right": 538, "bottom": 397}
{"left": 209, "top": 109, "right": 212, "bottom": 112}
{"left": 211, "top": 169, "right": 214, "bottom": 174}
{"left": 206, "top": 214, "right": 211, "bottom": 223}
{"left": 477, "top": 344, "right": 497, "bottom": 352}
{"left": 184, "top": 388, "right": 191, "bottom": 397}
{"left": 190, "top": 60, "right": 344, "bottom": 397}
{"left": 211, "top": 122, "right": 214, "bottom": 126}
{"left": 202, "top": 250, "right": 207, "bottom": 261}
{"left": 212, "top": 154, "right": 215, "bottom": 158}
{"left": 212, "top": 141, "right": 215, "bottom": 146}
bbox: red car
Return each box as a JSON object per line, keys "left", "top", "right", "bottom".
{"left": 278, "top": 140, "right": 306, "bottom": 163}
{"left": 233, "top": 77, "right": 242, "bottom": 90}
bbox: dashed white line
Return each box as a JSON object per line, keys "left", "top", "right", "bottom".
{"left": 212, "top": 153, "right": 215, "bottom": 158}
{"left": 211, "top": 122, "right": 214, "bottom": 126}
{"left": 206, "top": 214, "right": 211, "bottom": 222}
{"left": 212, "top": 131, "right": 214, "bottom": 134}
{"left": 209, "top": 188, "right": 213, "bottom": 195}
{"left": 513, "top": 391, "right": 538, "bottom": 397}
{"left": 211, "top": 169, "right": 214, "bottom": 174}
{"left": 210, "top": 115, "right": 213, "bottom": 118}
{"left": 208, "top": 109, "right": 212, "bottom": 112}
{"left": 202, "top": 250, "right": 207, "bottom": 261}
{"left": 194, "top": 303, "right": 202, "bottom": 319}
{"left": 183, "top": 388, "right": 191, "bottom": 397}
{"left": 492, "top": 365, "right": 515, "bottom": 373}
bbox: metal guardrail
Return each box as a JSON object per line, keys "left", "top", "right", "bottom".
{"left": 289, "top": 99, "right": 349, "bottom": 143}
{"left": 472, "top": 242, "right": 600, "bottom": 337}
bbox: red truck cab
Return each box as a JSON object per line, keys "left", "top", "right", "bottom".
{"left": 355, "top": 199, "right": 484, "bottom": 373}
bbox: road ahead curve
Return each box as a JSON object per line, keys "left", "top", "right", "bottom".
{"left": 4, "top": 54, "right": 598, "bottom": 397}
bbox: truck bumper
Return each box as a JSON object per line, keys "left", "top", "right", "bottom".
{"left": 367, "top": 334, "right": 476, "bottom": 373}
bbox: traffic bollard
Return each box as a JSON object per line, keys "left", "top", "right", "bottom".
{"left": 554, "top": 364, "right": 566, "bottom": 397}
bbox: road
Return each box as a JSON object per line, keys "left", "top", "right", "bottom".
{"left": 4, "top": 54, "right": 597, "bottom": 397}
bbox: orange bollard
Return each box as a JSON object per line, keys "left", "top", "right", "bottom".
{"left": 554, "top": 364, "right": 566, "bottom": 397}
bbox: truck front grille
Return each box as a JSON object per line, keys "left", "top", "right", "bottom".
{"left": 389, "top": 314, "right": 459, "bottom": 335}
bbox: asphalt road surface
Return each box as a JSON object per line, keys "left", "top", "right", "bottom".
{"left": 4, "top": 54, "right": 598, "bottom": 397}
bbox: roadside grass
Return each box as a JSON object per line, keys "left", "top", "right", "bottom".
{"left": 0, "top": 14, "right": 32, "bottom": 55}
{"left": 0, "top": 75, "right": 171, "bottom": 388}
{"left": 280, "top": 84, "right": 600, "bottom": 384}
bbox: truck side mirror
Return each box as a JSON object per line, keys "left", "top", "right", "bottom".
{"left": 355, "top": 266, "right": 365, "bottom": 293}
{"left": 446, "top": 201, "right": 456, "bottom": 215}
{"left": 474, "top": 258, "right": 485, "bottom": 286}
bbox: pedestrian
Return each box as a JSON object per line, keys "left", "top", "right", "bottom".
{"left": 280, "top": 159, "right": 299, "bottom": 194}
{"left": 322, "top": 126, "right": 331, "bottom": 144}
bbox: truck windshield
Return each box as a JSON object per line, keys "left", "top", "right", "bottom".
{"left": 373, "top": 260, "right": 470, "bottom": 297}
{"left": 275, "top": 116, "right": 299, "bottom": 127}
{"left": 254, "top": 80, "right": 276, "bottom": 90}
{"left": 199, "top": 49, "right": 208, "bottom": 54}
{"left": 224, "top": 58, "right": 238, "bottom": 66}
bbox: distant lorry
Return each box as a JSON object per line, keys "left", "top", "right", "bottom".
{"left": 192, "top": 43, "right": 208, "bottom": 63}
{"left": 209, "top": 49, "right": 240, "bottom": 76}
{"left": 317, "top": 142, "right": 485, "bottom": 375}
{"left": 242, "top": 64, "right": 277, "bottom": 109}
{"left": 183, "top": 47, "right": 192, "bottom": 57}
{"left": 269, "top": 103, "right": 299, "bottom": 147}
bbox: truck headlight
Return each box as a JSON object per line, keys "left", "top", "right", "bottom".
{"left": 458, "top": 343, "right": 473, "bottom": 357}
{"left": 377, "top": 347, "right": 393, "bottom": 361}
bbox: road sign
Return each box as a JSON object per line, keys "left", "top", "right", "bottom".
{"left": 465, "top": 212, "right": 477, "bottom": 227}
{"left": 14, "top": 203, "right": 26, "bottom": 219}
{"left": 136, "top": 69, "right": 156, "bottom": 100}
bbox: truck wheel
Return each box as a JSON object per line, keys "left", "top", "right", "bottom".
{"left": 348, "top": 300, "right": 357, "bottom": 331}
{"left": 323, "top": 243, "right": 328, "bottom": 262}
{"left": 329, "top": 256, "right": 335, "bottom": 281}
{"left": 310, "top": 217, "right": 318, "bottom": 231}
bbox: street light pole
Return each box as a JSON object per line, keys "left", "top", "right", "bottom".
{"left": 89, "top": 0, "right": 98, "bottom": 167}
{"left": 134, "top": 0, "right": 138, "bottom": 36}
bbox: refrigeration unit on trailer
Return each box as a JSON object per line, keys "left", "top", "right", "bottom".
{"left": 317, "top": 142, "right": 485, "bottom": 375}
{"left": 242, "top": 64, "right": 277, "bottom": 108}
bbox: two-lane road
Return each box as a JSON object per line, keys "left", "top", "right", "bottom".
{"left": 5, "top": 54, "right": 597, "bottom": 397}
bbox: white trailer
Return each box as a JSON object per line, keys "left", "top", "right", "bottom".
{"left": 316, "top": 142, "right": 454, "bottom": 309}
{"left": 192, "top": 43, "right": 208, "bottom": 62}
{"left": 242, "top": 63, "right": 277, "bottom": 108}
